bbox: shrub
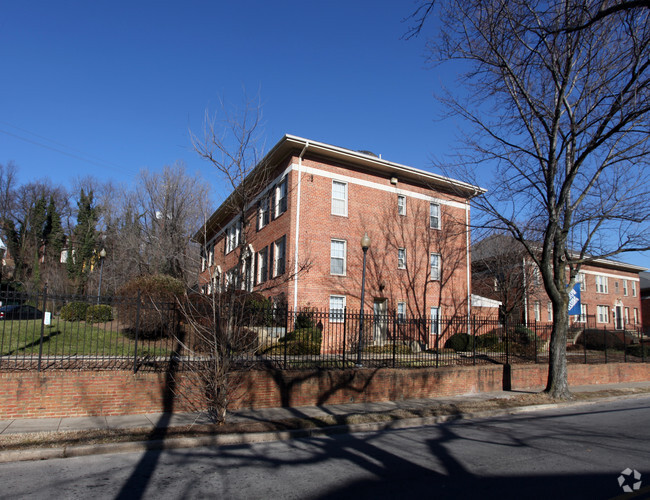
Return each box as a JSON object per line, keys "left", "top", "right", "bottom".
{"left": 444, "top": 333, "right": 474, "bottom": 352}
{"left": 475, "top": 333, "right": 499, "bottom": 349}
{"left": 268, "top": 327, "right": 323, "bottom": 355}
{"left": 60, "top": 301, "right": 89, "bottom": 322}
{"left": 117, "top": 274, "right": 185, "bottom": 339}
{"left": 85, "top": 304, "right": 113, "bottom": 323}
{"left": 294, "top": 307, "right": 316, "bottom": 330}
{"left": 577, "top": 329, "right": 625, "bottom": 350}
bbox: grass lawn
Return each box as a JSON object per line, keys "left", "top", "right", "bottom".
{"left": 0, "top": 319, "right": 173, "bottom": 358}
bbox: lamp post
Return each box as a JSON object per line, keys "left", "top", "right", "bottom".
{"left": 357, "top": 232, "right": 371, "bottom": 367}
{"left": 97, "top": 248, "right": 106, "bottom": 304}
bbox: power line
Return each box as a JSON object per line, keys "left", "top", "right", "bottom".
{"left": 0, "top": 122, "right": 137, "bottom": 176}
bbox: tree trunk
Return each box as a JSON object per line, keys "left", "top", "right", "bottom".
{"left": 545, "top": 304, "right": 572, "bottom": 399}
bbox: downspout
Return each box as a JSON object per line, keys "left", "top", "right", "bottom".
{"left": 293, "top": 141, "right": 309, "bottom": 310}
{"left": 465, "top": 199, "right": 471, "bottom": 336}
{"left": 522, "top": 257, "right": 528, "bottom": 324}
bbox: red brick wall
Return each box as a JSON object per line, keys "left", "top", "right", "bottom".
{"left": 1, "top": 363, "right": 648, "bottom": 420}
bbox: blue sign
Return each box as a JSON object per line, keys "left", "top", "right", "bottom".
{"left": 568, "top": 283, "right": 581, "bottom": 315}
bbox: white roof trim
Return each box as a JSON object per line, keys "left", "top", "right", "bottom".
{"left": 471, "top": 294, "right": 502, "bottom": 308}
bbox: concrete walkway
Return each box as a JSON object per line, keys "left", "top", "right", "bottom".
{"left": 2, "top": 381, "right": 650, "bottom": 438}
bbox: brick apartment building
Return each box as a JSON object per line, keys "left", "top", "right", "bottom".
{"left": 473, "top": 234, "right": 645, "bottom": 330}
{"left": 195, "top": 134, "right": 484, "bottom": 340}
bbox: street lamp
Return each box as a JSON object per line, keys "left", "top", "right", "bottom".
{"left": 357, "top": 232, "right": 371, "bottom": 367}
{"left": 97, "top": 248, "right": 106, "bottom": 304}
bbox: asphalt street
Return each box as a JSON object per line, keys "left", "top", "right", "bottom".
{"left": 2, "top": 396, "right": 649, "bottom": 499}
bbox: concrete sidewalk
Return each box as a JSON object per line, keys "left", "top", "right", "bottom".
{"left": 2, "top": 381, "right": 650, "bottom": 439}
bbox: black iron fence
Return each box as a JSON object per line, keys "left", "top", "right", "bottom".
{"left": 0, "top": 290, "right": 646, "bottom": 372}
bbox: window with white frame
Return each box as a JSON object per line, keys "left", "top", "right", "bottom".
{"left": 398, "top": 248, "right": 406, "bottom": 269}
{"left": 625, "top": 307, "right": 630, "bottom": 325}
{"left": 595, "top": 275, "right": 608, "bottom": 293}
{"left": 257, "top": 247, "right": 268, "bottom": 285}
{"left": 429, "top": 202, "right": 440, "bottom": 229}
{"left": 208, "top": 246, "right": 214, "bottom": 267}
{"left": 200, "top": 247, "right": 206, "bottom": 272}
{"left": 576, "top": 272, "right": 586, "bottom": 291}
{"left": 534, "top": 301, "right": 541, "bottom": 322}
{"left": 634, "top": 308, "right": 639, "bottom": 324}
{"left": 597, "top": 305, "right": 609, "bottom": 324}
{"left": 623, "top": 279, "right": 628, "bottom": 296}
{"left": 615, "top": 281, "right": 619, "bottom": 293}
{"left": 533, "top": 268, "right": 541, "bottom": 287}
{"left": 225, "top": 222, "right": 241, "bottom": 254}
{"left": 257, "top": 196, "right": 270, "bottom": 230}
{"left": 331, "top": 180, "right": 348, "bottom": 216}
{"left": 547, "top": 302, "right": 553, "bottom": 322}
{"left": 329, "top": 295, "right": 345, "bottom": 323}
{"left": 274, "top": 178, "right": 288, "bottom": 218}
{"left": 430, "top": 253, "right": 441, "bottom": 280}
{"left": 273, "top": 235, "right": 286, "bottom": 277}
{"left": 330, "top": 239, "right": 346, "bottom": 275}
{"left": 430, "top": 306, "right": 440, "bottom": 335}
{"left": 578, "top": 304, "right": 588, "bottom": 323}
{"left": 397, "top": 302, "right": 406, "bottom": 323}
{"left": 397, "top": 195, "right": 406, "bottom": 216}
{"left": 632, "top": 281, "right": 637, "bottom": 297}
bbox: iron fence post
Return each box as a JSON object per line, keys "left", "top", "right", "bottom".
{"left": 392, "top": 311, "right": 397, "bottom": 369}
{"left": 37, "top": 285, "right": 48, "bottom": 372}
{"left": 603, "top": 324, "right": 608, "bottom": 364}
{"left": 583, "top": 322, "right": 587, "bottom": 364}
{"left": 283, "top": 308, "right": 290, "bottom": 369}
{"left": 624, "top": 326, "right": 627, "bottom": 363}
{"left": 534, "top": 321, "right": 538, "bottom": 364}
{"left": 472, "top": 316, "right": 476, "bottom": 366}
{"left": 505, "top": 317, "right": 509, "bottom": 366}
{"left": 133, "top": 291, "right": 141, "bottom": 374}
{"left": 341, "top": 307, "right": 347, "bottom": 366}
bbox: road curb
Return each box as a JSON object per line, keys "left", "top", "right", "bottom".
{"left": 0, "top": 391, "right": 648, "bottom": 463}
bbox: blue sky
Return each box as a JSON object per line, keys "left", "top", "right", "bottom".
{"left": 0, "top": 1, "right": 647, "bottom": 268}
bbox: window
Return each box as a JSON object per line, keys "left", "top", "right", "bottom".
{"left": 225, "top": 222, "right": 241, "bottom": 254}
{"left": 330, "top": 239, "right": 346, "bottom": 275}
{"left": 634, "top": 308, "right": 639, "bottom": 324}
{"left": 430, "top": 307, "right": 440, "bottom": 335}
{"left": 534, "top": 301, "right": 541, "bottom": 322}
{"left": 208, "top": 246, "right": 214, "bottom": 267}
{"left": 632, "top": 281, "right": 637, "bottom": 297}
{"left": 623, "top": 279, "right": 628, "bottom": 296}
{"left": 430, "top": 253, "right": 441, "bottom": 281}
{"left": 578, "top": 304, "right": 588, "bottom": 323}
{"left": 329, "top": 295, "right": 345, "bottom": 323}
{"left": 397, "top": 195, "right": 406, "bottom": 216}
{"left": 533, "top": 268, "right": 541, "bottom": 287}
{"left": 331, "top": 180, "right": 348, "bottom": 216}
{"left": 397, "top": 302, "right": 406, "bottom": 323}
{"left": 429, "top": 203, "right": 440, "bottom": 229}
{"left": 547, "top": 302, "right": 553, "bottom": 322}
{"left": 398, "top": 248, "right": 406, "bottom": 269}
{"left": 257, "top": 196, "right": 270, "bottom": 230}
{"left": 595, "top": 275, "right": 608, "bottom": 293}
{"left": 273, "top": 235, "right": 286, "bottom": 277}
{"left": 576, "top": 272, "right": 586, "bottom": 291}
{"left": 625, "top": 307, "right": 630, "bottom": 325}
{"left": 257, "top": 247, "right": 268, "bottom": 285}
{"left": 274, "top": 178, "right": 288, "bottom": 218}
{"left": 225, "top": 267, "right": 238, "bottom": 290}
{"left": 615, "top": 281, "right": 619, "bottom": 293}
{"left": 597, "top": 305, "right": 609, "bottom": 324}
{"left": 200, "top": 247, "right": 206, "bottom": 272}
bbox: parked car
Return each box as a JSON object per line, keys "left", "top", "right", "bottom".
{"left": 0, "top": 304, "right": 44, "bottom": 320}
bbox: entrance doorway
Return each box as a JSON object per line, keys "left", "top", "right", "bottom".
{"left": 373, "top": 299, "right": 388, "bottom": 344}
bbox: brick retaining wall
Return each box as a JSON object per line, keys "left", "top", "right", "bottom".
{"left": 1, "top": 363, "right": 648, "bottom": 420}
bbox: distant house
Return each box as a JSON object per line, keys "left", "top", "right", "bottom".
{"left": 472, "top": 234, "right": 645, "bottom": 330}
{"left": 641, "top": 271, "right": 650, "bottom": 334}
{"left": 195, "top": 134, "right": 485, "bottom": 348}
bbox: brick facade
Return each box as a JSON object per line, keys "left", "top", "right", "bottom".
{"left": 473, "top": 236, "right": 645, "bottom": 330}
{"left": 1, "top": 364, "right": 648, "bottom": 420}
{"left": 196, "top": 135, "right": 482, "bottom": 350}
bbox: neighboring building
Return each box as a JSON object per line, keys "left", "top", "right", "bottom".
{"left": 195, "top": 134, "right": 484, "bottom": 348}
{"left": 472, "top": 234, "right": 646, "bottom": 330}
{"left": 641, "top": 271, "right": 650, "bottom": 334}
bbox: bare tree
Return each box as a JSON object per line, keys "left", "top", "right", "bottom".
{"left": 411, "top": 0, "right": 650, "bottom": 398}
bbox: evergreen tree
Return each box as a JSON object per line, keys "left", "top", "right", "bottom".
{"left": 67, "top": 189, "right": 99, "bottom": 294}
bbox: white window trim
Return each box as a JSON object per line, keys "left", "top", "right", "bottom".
{"left": 398, "top": 248, "right": 406, "bottom": 269}
{"left": 397, "top": 195, "right": 406, "bottom": 216}
{"left": 595, "top": 275, "right": 609, "bottom": 294}
{"left": 623, "top": 279, "right": 628, "bottom": 296}
{"left": 273, "top": 236, "right": 286, "bottom": 277}
{"left": 429, "top": 202, "right": 440, "bottom": 230}
{"left": 430, "top": 306, "right": 441, "bottom": 335}
{"left": 632, "top": 281, "right": 637, "bottom": 297}
{"left": 329, "top": 295, "right": 346, "bottom": 323}
{"left": 547, "top": 302, "right": 553, "bottom": 322}
{"left": 331, "top": 180, "right": 348, "bottom": 217}
{"left": 578, "top": 304, "right": 587, "bottom": 323}
{"left": 597, "top": 305, "right": 609, "bottom": 324}
{"left": 430, "top": 252, "right": 441, "bottom": 281}
{"left": 534, "top": 301, "right": 541, "bottom": 322}
{"left": 330, "top": 239, "right": 347, "bottom": 276}
{"left": 397, "top": 302, "right": 406, "bottom": 323}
